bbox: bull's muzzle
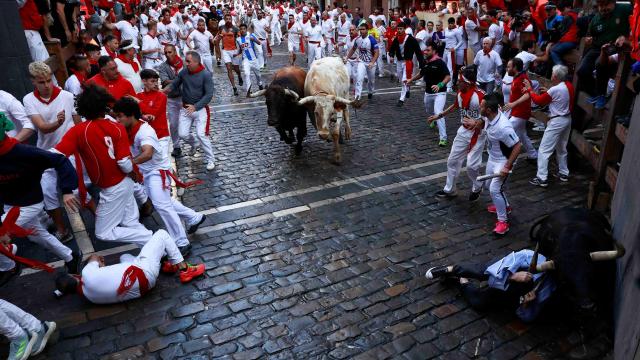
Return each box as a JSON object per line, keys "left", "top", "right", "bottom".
{"left": 317, "top": 130, "right": 330, "bottom": 140}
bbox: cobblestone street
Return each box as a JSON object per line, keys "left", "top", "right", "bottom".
{"left": 0, "top": 45, "right": 613, "bottom": 359}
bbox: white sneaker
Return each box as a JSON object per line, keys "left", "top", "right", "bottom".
{"left": 206, "top": 161, "right": 215, "bottom": 171}
{"left": 189, "top": 146, "right": 198, "bottom": 156}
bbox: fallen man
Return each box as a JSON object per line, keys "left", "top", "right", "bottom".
{"left": 426, "top": 249, "right": 556, "bottom": 322}
{"left": 54, "top": 230, "right": 205, "bottom": 304}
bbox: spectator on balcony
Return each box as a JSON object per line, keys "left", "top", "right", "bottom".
{"left": 18, "top": 0, "right": 51, "bottom": 62}
{"left": 50, "top": 0, "right": 80, "bottom": 46}
{"left": 549, "top": 0, "right": 578, "bottom": 66}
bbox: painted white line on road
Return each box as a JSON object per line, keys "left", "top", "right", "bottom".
{"left": 215, "top": 105, "right": 267, "bottom": 113}
{"left": 211, "top": 100, "right": 265, "bottom": 109}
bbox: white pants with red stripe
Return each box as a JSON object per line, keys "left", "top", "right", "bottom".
{"left": 424, "top": 92, "right": 447, "bottom": 140}
{"left": 122, "top": 230, "right": 185, "bottom": 289}
{"left": 95, "top": 177, "right": 152, "bottom": 245}
{"left": 178, "top": 107, "right": 214, "bottom": 163}
{"left": 167, "top": 97, "right": 182, "bottom": 150}
{"left": 485, "top": 157, "right": 510, "bottom": 222}
{"left": 443, "top": 126, "right": 486, "bottom": 193}
{"left": 143, "top": 171, "right": 203, "bottom": 247}
{"left": 536, "top": 115, "right": 571, "bottom": 181}
{"left": 509, "top": 116, "right": 538, "bottom": 159}
{"left": 0, "top": 203, "right": 73, "bottom": 265}
{"left": 0, "top": 299, "right": 42, "bottom": 341}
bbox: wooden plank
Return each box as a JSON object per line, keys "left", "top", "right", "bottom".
{"left": 605, "top": 165, "right": 618, "bottom": 191}
{"left": 577, "top": 91, "right": 595, "bottom": 114}
{"left": 570, "top": 129, "right": 599, "bottom": 169}
{"left": 615, "top": 123, "right": 628, "bottom": 145}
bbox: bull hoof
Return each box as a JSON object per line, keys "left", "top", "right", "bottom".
{"left": 333, "top": 154, "right": 342, "bottom": 165}
{"left": 295, "top": 144, "right": 303, "bottom": 155}
{"left": 345, "top": 129, "right": 352, "bottom": 141}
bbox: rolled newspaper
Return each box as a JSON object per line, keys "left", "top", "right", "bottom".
{"left": 476, "top": 171, "right": 512, "bottom": 181}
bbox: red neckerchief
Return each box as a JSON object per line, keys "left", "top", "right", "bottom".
{"left": 72, "top": 70, "right": 88, "bottom": 86}
{"left": 287, "top": 21, "right": 295, "bottom": 29}
{"left": 33, "top": 86, "right": 62, "bottom": 105}
{"left": 104, "top": 46, "right": 117, "bottom": 58}
{"left": 117, "top": 54, "right": 140, "bottom": 72}
{"left": 162, "top": 19, "right": 171, "bottom": 25}
{"left": 168, "top": 55, "right": 183, "bottom": 73}
{"left": 0, "top": 137, "right": 18, "bottom": 155}
{"left": 127, "top": 119, "right": 143, "bottom": 145}
{"left": 188, "top": 63, "right": 205, "bottom": 75}
{"left": 483, "top": 48, "right": 491, "bottom": 57}
{"left": 396, "top": 33, "right": 406, "bottom": 44}
{"left": 302, "top": 18, "right": 309, "bottom": 24}
{"left": 116, "top": 265, "right": 150, "bottom": 296}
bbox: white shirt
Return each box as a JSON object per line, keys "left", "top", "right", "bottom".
{"left": 139, "top": 13, "right": 149, "bottom": 36}
{"left": 189, "top": 13, "right": 204, "bottom": 25}
{"left": 287, "top": 21, "right": 303, "bottom": 45}
{"left": 415, "top": 29, "right": 428, "bottom": 51}
{"left": 114, "top": 57, "right": 143, "bottom": 92}
{"left": 305, "top": 25, "right": 323, "bottom": 42}
{"left": 545, "top": 82, "right": 572, "bottom": 117}
{"left": 149, "top": 8, "right": 160, "bottom": 20}
{"left": 157, "top": 21, "right": 180, "bottom": 45}
{"left": 465, "top": 18, "right": 480, "bottom": 44}
{"left": 131, "top": 122, "right": 165, "bottom": 174}
{"left": 488, "top": 22, "right": 504, "bottom": 46}
{"left": 81, "top": 260, "right": 150, "bottom": 304}
{"left": 484, "top": 112, "right": 519, "bottom": 161}
{"left": 0, "top": 90, "right": 33, "bottom": 138}
{"left": 188, "top": 29, "right": 213, "bottom": 56}
{"left": 142, "top": 34, "right": 163, "bottom": 68}
{"left": 23, "top": 89, "right": 76, "bottom": 150}
{"left": 444, "top": 27, "right": 463, "bottom": 49}
{"left": 321, "top": 19, "right": 335, "bottom": 38}
{"left": 336, "top": 19, "right": 350, "bottom": 40}
{"left": 473, "top": 50, "right": 502, "bottom": 83}
{"left": 368, "top": 14, "right": 385, "bottom": 25}
{"left": 251, "top": 18, "right": 269, "bottom": 39}
{"left": 515, "top": 51, "right": 537, "bottom": 71}
{"left": 64, "top": 75, "right": 83, "bottom": 96}
{"left": 115, "top": 20, "right": 140, "bottom": 47}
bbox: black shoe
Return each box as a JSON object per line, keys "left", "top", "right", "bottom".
{"left": 178, "top": 244, "right": 192, "bottom": 257}
{"left": 0, "top": 263, "right": 21, "bottom": 287}
{"left": 553, "top": 173, "right": 569, "bottom": 182}
{"left": 187, "top": 215, "right": 206, "bottom": 234}
{"left": 396, "top": 100, "right": 404, "bottom": 107}
{"left": 65, "top": 250, "right": 82, "bottom": 275}
{"left": 238, "top": 77, "right": 244, "bottom": 86}
{"left": 529, "top": 177, "right": 548, "bottom": 187}
{"left": 259, "top": 85, "right": 263, "bottom": 90}
{"left": 406, "top": 90, "right": 411, "bottom": 98}
{"left": 171, "top": 147, "right": 182, "bottom": 157}
{"left": 426, "top": 266, "right": 451, "bottom": 279}
{"left": 435, "top": 190, "right": 456, "bottom": 199}
{"left": 367, "top": 93, "right": 372, "bottom": 99}
{"left": 217, "top": 60, "right": 221, "bottom": 66}
{"left": 233, "top": 87, "right": 239, "bottom": 96}
{"left": 468, "top": 189, "right": 482, "bottom": 202}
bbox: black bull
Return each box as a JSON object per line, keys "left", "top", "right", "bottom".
{"left": 530, "top": 207, "right": 625, "bottom": 312}
{"left": 249, "top": 67, "right": 311, "bottom": 155}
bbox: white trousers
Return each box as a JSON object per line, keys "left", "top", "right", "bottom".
{"left": 95, "top": 177, "right": 152, "bottom": 245}
{"left": 133, "top": 182, "right": 149, "bottom": 206}
{"left": 354, "top": 62, "right": 375, "bottom": 99}
{"left": 424, "top": 93, "right": 448, "bottom": 140}
{"left": 144, "top": 171, "right": 202, "bottom": 247}
{"left": 24, "top": 30, "right": 49, "bottom": 62}
{"left": 256, "top": 40, "right": 268, "bottom": 68}
{"left": 178, "top": 107, "right": 214, "bottom": 163}
{"left": 201, "top": 53, "right": 214, "bottom": 73}
{"left": 486, "top": 158, "right": 510, "bottom": 221}
{"left": 167, "top": 97, "right": 182, "bottom": 150}
{"left": 397, "top": 61, "right": 410, "bottom": 101}
{"left": 41, "top": 155, "right": 92, "bottom": 211}
{"left": 0, "top": 244, "right": 16, "bottom": 271}
{"left": 0, "top": 203, "right": 72, "bottom": 264}
{"left": 510, "top": 116, "right": 538, "bottom": 159}
{"left": 270, "top": 22, "right": 282, "bottom": 45}
{"left": 444, "top": 126, "right": 486, "bottom": 193}
{"left": 242, "top": 59, "right": 262, "bottom": 93}
{"left": 0, "top": 300, "right": 41, "bottom": 341}
{"left": 536, "top": 115, "right": 571, "bottom": 181}
{"left": 376, "top": 43, "right": 386, "bottom": 75}
{"left": 323, "top": 39, "right": 334, "bottom": 57}
{"left": 444, "top": 49, "right": 464, "bottom": 91}
{"left": 346, "top": 60, "right": 358, "bottom": 82}
{"left": 307, "top": 43, "right": 322, "bottom": 68}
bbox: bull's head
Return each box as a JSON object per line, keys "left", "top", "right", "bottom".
{"left": 297, "top": 95, "right": 355, "bottom": 140}
{"left": 249, "top": 87, "right": 300, "bottom": 127}
{"left": 529, "top": 208, "right": 625, "bottom": 311}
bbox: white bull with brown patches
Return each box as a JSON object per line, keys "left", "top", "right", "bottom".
{"left": 297, "top": 57, "right": 361, "bottom": 164}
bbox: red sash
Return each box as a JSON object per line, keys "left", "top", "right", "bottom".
{"left": 204, "top": 105, "right": 211, "bottom": 135}
{"left": 116, "top": 265, "right": 150, "bottom": 296}
{"left": 73, "top": 154, "right": 91, "bottom": 208}
{"left": 0, "top": 137, "right": 18, "bottom": 155}
{"left": 159, "top": 169, "right": 203, "bottom": 190}
{"left": 0, "top": 207, "right": 54, "bottom": 272}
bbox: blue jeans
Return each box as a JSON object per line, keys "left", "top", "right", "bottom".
{"left": 550, "top": 42, "right": 578, "bottom": 66}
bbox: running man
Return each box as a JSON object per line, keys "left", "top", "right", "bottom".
{"left": 345, "top": 23, "right": 379, "bottom": 101}
{"left": 216, "top": 14, "right": 243, "bottom": 96}
{"left": 236, "top": 23, "right": 263, "bottom": 97}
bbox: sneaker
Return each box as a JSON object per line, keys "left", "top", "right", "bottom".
{"left": 187, "top": 215, "right": 206, "bottom": 234}
{"left": 595, "top": 96, "right": 607, "bottom": 110}
{"left": 30, "top": 321, "right": 56, "bottom": 356}
{"left": 206, "top": 161, "right": 215, "bottom": 171}
{"left": 532, "top": 125, "right": 546, "bottom": 132}
{"left": 435, "top": 190, "right": 456, "bottom": 199}
{"left": 587, "top": 95, "right": 600, "bottom": 104}
{"left": 555, "top": 173, "right": 569, "bottom": 182}
{"left": 487, "top": 204, "right": 512, "bottom": 214}
{"left": 65, "top": 250, "right": 82, "bottom": 275}
{"left": 396, "top": 100, "right": 404, "bottom": 107}
{"left": 438, "top": 139, "right": 448, "bottom": 147}
{"left": 367, "top": 93, "right": 372, "bottom": 99}
{"left": 216, "top": 60, "right": 221, "bottom": 66}
{"left": 406, "top": 90, "right": 410, "bottom": 98}
{"left": 233, "top": 87, "right": 239, "bottom": 96}
{"left": 493, "top": 220, "right": 510, "bottom": 235}
{"left": 8, "top": 333, "right": 34, "bottom": 360}
{"left": 178, "top": 244, "right": 192, "bottom": 257}
{"left": 529, "top": 177, "right": 548, "bottom": 187}
{"left": 468, "top": 189, "right": 482, "bottom": 202}
{"left": 425, "top": 265, "right": 452, "bottom": 279}
{"left": 238, "top": 77, "right": 244, "bottom": 86}
{"left": 161, "top": 260, "right": 180, "bottom": 274}
{"left": 259, "top": 84, "right": 264, "bottom": 90}
{"left": 54, "top": 231, "right": 73, "bottom": 243}
{"left": 179, "top": 263, "right": 206, "bottom": 283}
{"left": 429, "top": 120, "right": 436, "bottom": 129}
{"left": 171, "top": 147, "right": 182, "bottom": 157}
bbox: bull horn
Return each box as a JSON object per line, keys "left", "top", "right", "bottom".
{"left": 333, "top": 96, "right": 354, "bottom": 105}
{"left": 590, "top": 242, "right": 626, "bottom": 261}
{"left": 248, "top": 89, "right": 266, "bottom": 98}
{"left": 298, "top": 96, "right": 317, "bottom": 105}
{"left": 283, "top": 89, "right": 299, "bottom": 101}
{"left": 528, "top": 243, "right": 540, "bottom": 273}
{"left": 536, "top": 260, "right": 555, "bottom": 272}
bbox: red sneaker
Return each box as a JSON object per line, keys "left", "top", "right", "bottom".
{"left": 487, "top": 204, "right": 513, "bottom": 214}
{"left": 161, "top": 261, "right": 179, "bottom": 274}
{"left": 179, "top": 263, "right": 206, "bottom": 283}
{"left": 493, "top": 221, "right": 510, "bottom": 235}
